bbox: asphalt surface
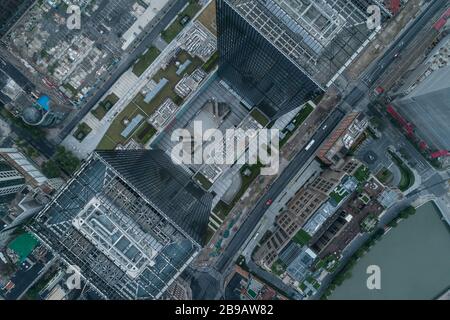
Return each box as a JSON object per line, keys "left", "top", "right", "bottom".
{"left": 361, "top": 0, "right": 448, "bottom": 86}
{"left": 0, "top": 56, "right": 58, "bottom": 157}
{"left": 345, "top": 1, "right": 448, "bottom": 108}
{"left": 2, "top": 260, "right": 44, "bottom": 300}
{"left": 215, "top": 108, "right": 345, "bottom": 273}
{"left": 344, "top": 86, "right": 365, "bottom": 106}
{"left": 0, "top": 104, "right": 56, "bottom": 158}
{"left": 58, "top": 0, "right": 189, "bottom": 140}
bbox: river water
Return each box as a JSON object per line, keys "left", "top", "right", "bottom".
{"left": 330, "top": 201, "right": 450, "bottom": 300}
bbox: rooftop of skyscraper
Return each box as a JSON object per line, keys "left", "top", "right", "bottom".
{"left": 223, "top": 0, "right": 383, "bottom": 87}
{"left": 30, "top": 150, "right": 212, "bottom": 299}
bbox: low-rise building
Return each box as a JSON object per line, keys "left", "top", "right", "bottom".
{"left": 317, "top": 112, "right": 368, "bottom": 165}
{"left": 254, "top": 168, "right": 345, "bottom": 268}
{"left": 224, "top": 266, "right": 288, "bottom": 300}
{"left": 310, "top": 177, "right": 387, "bottom": 257}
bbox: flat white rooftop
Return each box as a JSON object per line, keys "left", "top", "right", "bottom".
{"left": 73, "top": 197, "right": 161, "bottom": 279}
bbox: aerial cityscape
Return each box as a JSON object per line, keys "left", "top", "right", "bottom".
{"left": 0, "top": 0, "right": 449, "bottom": 305}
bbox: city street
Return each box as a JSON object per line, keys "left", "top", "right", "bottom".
{"left": 209, "top": 0, "right": 450, "bottom": 299}
{"left": 214, "top": 108, "right": 345, "bottom": 274}
{"left": 361, "top": 0, "right": 447, "bottom": 87}
{"left": 1, "top": 0, "right": 449, "bottom": 303}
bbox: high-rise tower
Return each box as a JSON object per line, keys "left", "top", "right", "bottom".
{"left": 31, "top": 150, "right": 213, "bottom": 299}
{"left": 217, "top": 0, "right": 384, "bottom": 119}
{"left": 0, "top": 159, "right": 25, "bottom": 205}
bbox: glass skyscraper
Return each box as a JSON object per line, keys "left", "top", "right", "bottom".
{"left": 31, "top": 150, "right": 212, "bottom": 299}
{"left": 0, "top": 0, "right": 34, "bottom": 37}
{"left": 217, "top": 0, "right": 385, "bottom": 119}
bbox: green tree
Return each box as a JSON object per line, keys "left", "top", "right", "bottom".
{"left": 42, "top": 160, "right": 61, "bottom": 178}
{"left": 54, "top": 146, "right": 80, "bottom": 175}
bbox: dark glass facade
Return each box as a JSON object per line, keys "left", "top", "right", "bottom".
{"left": 31, "top": 150, "right": 212, "bottom": 299}
{"left": 96, "top": 149, "right": 213, "bottom": 245}
{"left": 217, "top": 0, "right": 323, "bottom": 119}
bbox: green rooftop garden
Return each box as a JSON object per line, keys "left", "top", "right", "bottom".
{"left": 97, "top": 102, "right": 144, "bottom": 149}
{"left": 249, "top": 108, "right": 270, "bottom": 127}
{"left": 73, "top": 122, "right": 92, "bottom": 142}
{"left": 161, "top": 1, "right": 202, "bottom": 43}
{"left": 314, "top": 253, "right": 339, "bottom": 273}
{"left": 292, "top": 229, "right": 312, "bottom": 246}
{"left": 194, "top": 172, "right": 213, "bottom": 190}
{"left": 202, "top": 51, "right": 219, "bottom": 72}
{"left": 329, "top": 189, "right": 349, "bottom": 205}
{"left": 133, "top": 122, "right": 157, "bottom": 145}
{"left": 270, "top": 259, "right": 287, "bottom": 276}
{"left": 91, "top": 93, "right": 119, "bottom": 120}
